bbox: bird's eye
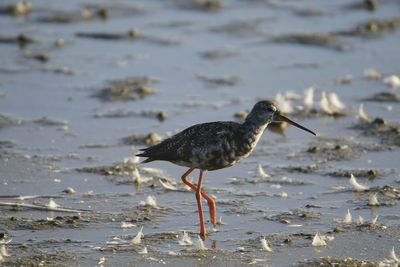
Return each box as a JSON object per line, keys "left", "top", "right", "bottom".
{"left": 266, "top": 107, "right": 274, "bottom": 112}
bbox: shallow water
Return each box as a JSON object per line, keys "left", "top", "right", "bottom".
{"left": 1, "top": 0, "right": 400, "bottom": 266}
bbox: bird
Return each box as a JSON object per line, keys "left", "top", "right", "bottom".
{"left": 137, "top": 100, "right": 316, "bottom": 239}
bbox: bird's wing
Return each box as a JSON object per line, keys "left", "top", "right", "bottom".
{"left": 137, "top": 121, "right": 239, "bottom": 161}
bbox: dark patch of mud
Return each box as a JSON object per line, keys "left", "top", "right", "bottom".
{"left": 197, "top": 74, "right": 242, "bottom": 88}
{"left": 77, "top": 163, "right": 138, "bottom": 176}
{"left": 271, "top": 33, "right": 351, "bottom": 51}
{"left": 352, "top": 186, "right": 399, "bottom": 208}
{"left": 76, "top": 29, "right": 182, "bottom": 46}
{"left": 75, "top": 161, "right": 174, "bottom": 189}
{"left": 76, "top": 29, "right": 139, "bottom": 40}
{"left": 0, "top": 250, "right": 75, "bottom": 267}
{"left": 121, "top": 132, "right": 163, "bottom": 146}
{"left": 343, "top": 0, "right": 378, "bottom": 12}
{"left": 298, "top": 257, "right": 376, "bottom": 267}
{"left": 335, "top": 17, "right": 400, "bottom": 38}
{"left": 0, "top": 113, "right": 24, "bottom": 129}
{"left": 95, "top": 109, "right": 168, "bottom": 122}
{"left": 33, "top": 116, "right": 68, "bottom": 126}
{"left": 352, "top": 117, "right": 400, "bottom": 146}
{"left": 0, "top": 33, "right": 36, "bottom": 48}
{"left": 270, "top": 17, "right": 400, "bottom": 52}
{"left": 176, "top": 0, "right": 223, "bottom": 12}
{"left": 0, "top": 140, "right": 15, "bottom": 149}
{"left": 326, "top": 168, "right": 388, "bottom": 179}
{"left": 93, "top": 76, "right": 157, "bottom": 102}
{"left": 364, "top": 92, "right": 400, "bottom": 102}
{"left": 299, "top": 137, "right": 383, "bottom": 162}
{"left": 210, "top": 18, "right": 268, "bottom": 37}
{"left": 23, "top": 51, "right": 50, "bottom": 63}
{"left": 282, "top": 164, "right": 319, "bottom": 174}
{"left": 36, "top": 3, "right": 146, "bottom": 24}
{"left": 199, "top": 46, "right": 238, "bottom": 60}
{"left": 0, "top": 2, "right": 32, "bottom": 16}
{"left": 0, "top": 215, "right": 85, "bottom": 231}
{"left": 265, "top": 209, "right": 321, "bottom": 225}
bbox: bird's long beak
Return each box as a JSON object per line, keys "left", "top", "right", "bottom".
{"left": 276, "top": 114, "right": 316, "bottom": 136}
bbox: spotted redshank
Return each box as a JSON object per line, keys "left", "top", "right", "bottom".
{"left": 137, "top": 100, "right": 316, "bottom": 239}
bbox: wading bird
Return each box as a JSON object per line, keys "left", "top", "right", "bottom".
{"left": 137, "top": 100, "right": 316, "bottom": 239}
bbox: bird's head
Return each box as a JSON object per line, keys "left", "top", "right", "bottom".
{"left": 249, "top": 100, "right": 316, "bottom": 136}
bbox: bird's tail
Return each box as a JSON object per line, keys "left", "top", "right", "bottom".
{"left": 136, "top": 151, "right": 154, "bottom": 164}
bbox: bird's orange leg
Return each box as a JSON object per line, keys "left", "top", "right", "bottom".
{"left": 181, "top": 168, "right": 217, "bottom": 225}
{"left": 196, "top": 170, "right": 207, "bottom": 239}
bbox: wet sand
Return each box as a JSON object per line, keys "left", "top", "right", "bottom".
{"left": 1, "top": 0, "right": 400, "bottom": 266}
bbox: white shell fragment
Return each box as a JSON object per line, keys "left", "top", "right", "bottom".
{"left": 383, "top": 75, "right": 400, "bottom": 88}
{"left": 328, "top": 93, "right": 346, "bottom": 111}
{"left": 131, "top": 227, "right": 144, "bottom": 245}
{"left": 178, "top": 231, "right": 193, "bottom": 246}
{"left": 344, "top": 209, "right": 352, "bottom": 224}
{"left": 279, "top": 192, "right": 288, "bottom": 199}
{"left": 197, "top": 236, "right": 207, "bottom": 250}
{"left": 159, "top": 179, "right": 178, "bottom": 190}
{"left": 139, "top": 196, "right": 158, "bottom": 208}
{"left": 363, "top": 68, "right": 382, "bottom": 80}
{"left": 121, "top": 222, "right": 136, "bottom": 228}
{"left": 319, "top": 91, "right": 346, "bottom": 114}
{"left": 275, "top": 93, "right": 294, "bottom": 114}
{"left": 260, "top": 237, "right": 273, "bottom": 252}
{"left": 371, "top": 215, "right": 378, "bottom": 225}
{"left": 138, "top": 246, "right": 148, "bottom": 254}
{"left": 349, "top": 174, "right": 369, "bottom": 192}
{"left": 132, "top": 168, "right": 153, "bottom": 185}
{"left": 356, "top": 215, "right": 364, "bottom": 224}
{"left": 319, "top": 91, "right": 334, "bottom": 114}
{"left": 368, "top": 193, "right": 379, "bottom": 206}
{"left": 257, "top": 164, "right": 270, "bottom": 178}
{"left": 312, "top": 233, "right": 327, "bottom": 247}
{"left": 390, "top": 247, "right": 400, "bottom": 263}
{"left": 358, "top": 104, "right": 371, "bottom": 122}
{"left": 303, "top": 87, "right": 314, "bottom": 109}
{"left": 0, "top": 244, "right": 10, "bottom": 257}
{"left": 47, "top": 198, "right": 59, "bottom": 209}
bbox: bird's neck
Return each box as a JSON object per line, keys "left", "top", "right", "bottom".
{"left": 241, "top": 116, "right": 270, "bottom": 142}
{"left": 242, "top": 112, "right": 271, "bottom": 133}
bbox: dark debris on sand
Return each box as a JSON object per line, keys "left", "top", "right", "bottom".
{"left": 343, "top": 0, "right": 378, "bottom": 12}
{"left": 176, "top": 0, "right": 223, "bottom": 12}
{"left": 265, "top": 208, "right": 321, "bottom": 225}
{"left": 76, "top": 163, "right": 138, "bottom": 176}
{"left": 335, "top": 17, "right": 400, "bottom": 38}
{"left": 121, "top": 132, "right": 163, "bottom": 146}
{"left": 210, "top": 18, "right": 267, "bottom": 37}
{"left": 0, "top": 251, "right": 75, "bottom": 267}
{"left": 364, "top": 92, "right": 400, "bottom": 102}
{"left": 298, "top": 257, "right": 377, "bottom": 267}
{"left": 303, "top": 137, "right": 383, "bottom": 162}
{"left": 326, "top": 168, "right": 388, "bottom": 179}
{"left": 95, "top": 109, "right": 168, "bottom": 122}
{"left": 0, "top": 215, "right": 85, "bottom": 231}
{"left": 0, "top": 113, "right": 24, "bottom": 129}
{"left": 36, "top": 4, "right": 146, "bottom": 23}
{"left": 76, "top": 29, "right": 139, "bottom": 40}
{"left": 271, "top": 33, "right": 351, "bottom": 51}
{"left": 0, "top": 2, "right": 32, "bottom": 16}
{"left": 197, "top": 74, "right": 242, "bottom": 87}
{"left": 0, "top": 33, "right": 36, "bottom": 48}
{"left": 352, "top": 117, "right": 400, "bottom": 146}
{"left": 93, "top": 76, "right": 157, "bottom": 102}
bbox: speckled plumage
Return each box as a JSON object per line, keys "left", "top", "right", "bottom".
{"left": 137, "top": 100, "right": 277, "bottom": 170}
{"left": 137, "top": 100, "right": 315, "bottom": 239}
